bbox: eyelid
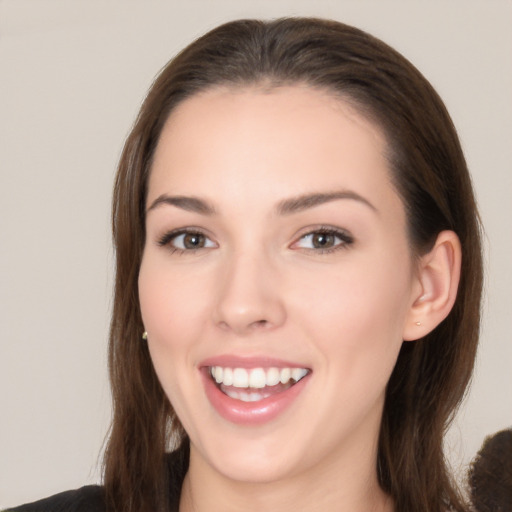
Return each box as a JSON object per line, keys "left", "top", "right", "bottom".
{"left": 290, "top": 225, "right": 354, "bottom": 252}
{"left": 157, "top": 227, "right": 217, "bottom": 252}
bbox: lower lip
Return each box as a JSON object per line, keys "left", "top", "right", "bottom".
{"left": 202, "top": 370, "right": 310, "bottom": 425}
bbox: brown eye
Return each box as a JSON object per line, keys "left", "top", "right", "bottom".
{"left": 311, "top": 232, "right": 336, "bottom": 248}
{"left": 294, "top": 228, "right": 353, "bottom": 253}
{"left": 158, "top": 230, "right": 216, "bottom": 252}
{"left": 182, "top": 233, "right": 206, "bottom": 249}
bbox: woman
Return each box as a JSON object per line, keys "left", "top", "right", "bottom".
{"left": 8, "top": 17, "right": 482, "bottom": 512}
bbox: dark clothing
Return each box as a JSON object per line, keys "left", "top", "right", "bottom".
{"left": 5, "top": 485, "right": 105, "bottom": 512}
{"left": 6, "top": 446, "right": 188, "bottom": 512}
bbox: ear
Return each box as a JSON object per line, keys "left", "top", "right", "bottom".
{"left": 403, "top": 230, "right": 462, "bottom": 341}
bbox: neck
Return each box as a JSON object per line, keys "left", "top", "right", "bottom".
{"left": 179, "top": 440, "right": 393, "bottom": 512}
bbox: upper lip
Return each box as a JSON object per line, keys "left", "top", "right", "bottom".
{"left": 199, "top": 354, "right": 310, "bottom": 370}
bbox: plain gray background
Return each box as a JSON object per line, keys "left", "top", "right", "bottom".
{"left": 1, "top": 0, "right": 511, "bottom": 507}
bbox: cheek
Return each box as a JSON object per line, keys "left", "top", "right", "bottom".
{"left": 293, "top": 255, "right": 412, "bottom": 370}
{"left": 138, "top": 257, "right": 212, "bottom": 349}
{"left": 138, "top": 258, "right": 212, "bottom": 422}
{"left": 137, "top": 258, "right": 207, "bottom": 406}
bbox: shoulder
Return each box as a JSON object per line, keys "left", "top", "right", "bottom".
{"left": 5, "top": 485, "right": 105, "bottom": 512}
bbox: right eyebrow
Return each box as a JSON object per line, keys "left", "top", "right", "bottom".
{"left": 146, "top": 194, "right": 217, "bottom": 215}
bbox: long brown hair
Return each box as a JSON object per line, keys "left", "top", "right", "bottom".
{"left": 104, "top": 18, "right": 483, "bottom": 512}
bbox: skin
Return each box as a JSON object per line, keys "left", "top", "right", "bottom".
{"left": 138, "top": 86, "right": 456, "bottom": 512}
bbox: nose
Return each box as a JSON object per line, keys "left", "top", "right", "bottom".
{"left": 213, "top": 249, "right": 286, "bottom": 335}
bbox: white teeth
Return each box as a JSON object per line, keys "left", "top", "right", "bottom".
{"left": 213, "top": 366, "right": 223, "bottom": 384}
{"left": 232, "top": 368, "right": 249, "bottom": 388}
{"left": 266, "top": 367, "right": 280, "bottom": 386}
{"left": 224, "top": 389, "right": 265, "bottom": 402}
{"left": 223, "top": 367, "right": 233, "bottom": 386}
{"left": 248, "top": 368, "right": 266, "bottom": 389}
{"left": 280, "top": 368, "right": 291, "bottom": 384}
{"left": 210, "top": 365, "right": 309, "bottom": 389}
{"left": 291, "top": 368, "right": 308, "bottom": 382}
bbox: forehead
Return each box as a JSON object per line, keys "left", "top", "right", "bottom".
{"left": 148, "top": 85, "right": 399, "bottom": 217}
{"left": 159, "top": 85, "right": 386, "bottom": 153}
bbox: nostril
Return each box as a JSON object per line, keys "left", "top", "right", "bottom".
{"left": 218, "top": 321, "right": 231, "bottom": 331}
{"left": 250, "top": 319, "right": 269, "bottom": 329}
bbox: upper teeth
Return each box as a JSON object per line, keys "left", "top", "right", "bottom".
{"left": 209, "top": 366, "right": 308, "bottom": 388}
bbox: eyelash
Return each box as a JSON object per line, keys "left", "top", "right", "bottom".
{"left": 156, "top": 226, "right": 354, "bottom": 255}
{"left": 293, "top": 226, "right": 354, "bottom": 254}
{"left": 157, "top": 228, "right": 214, "bottom": 255}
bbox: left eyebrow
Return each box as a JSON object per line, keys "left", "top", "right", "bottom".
{"left": 276, "top": 191, "right": 378, "bottom": 215}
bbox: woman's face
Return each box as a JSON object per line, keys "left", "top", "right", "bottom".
{"left": 139, "top": 86, "right": 422, "bottom": 484}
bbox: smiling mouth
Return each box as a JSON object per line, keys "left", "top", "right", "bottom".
{"left": 209, "top": 366, "right": 310, "bottom": 402}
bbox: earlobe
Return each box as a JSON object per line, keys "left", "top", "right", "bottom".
{"left": 403, "top": 230, "right": 462, "bottom": 341}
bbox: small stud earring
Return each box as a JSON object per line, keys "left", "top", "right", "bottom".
{"left": 415, "top": 321, "right": 422, "bottom": 326}
{"left": 142, "top": 331, "right": 148, "bottom": 340}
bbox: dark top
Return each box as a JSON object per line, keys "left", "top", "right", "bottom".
{"left": 5, "top": 485, "right": 105, "bottom": 512}
{"left": 5, "top": 446, "right": 188, "bottom": 512}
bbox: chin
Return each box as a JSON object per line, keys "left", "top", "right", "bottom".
{"left": 190, "top": 432, "right": 308, "bottom": 484}
{"left": 211, "top": 452, "right": 298, "bottom": 484}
